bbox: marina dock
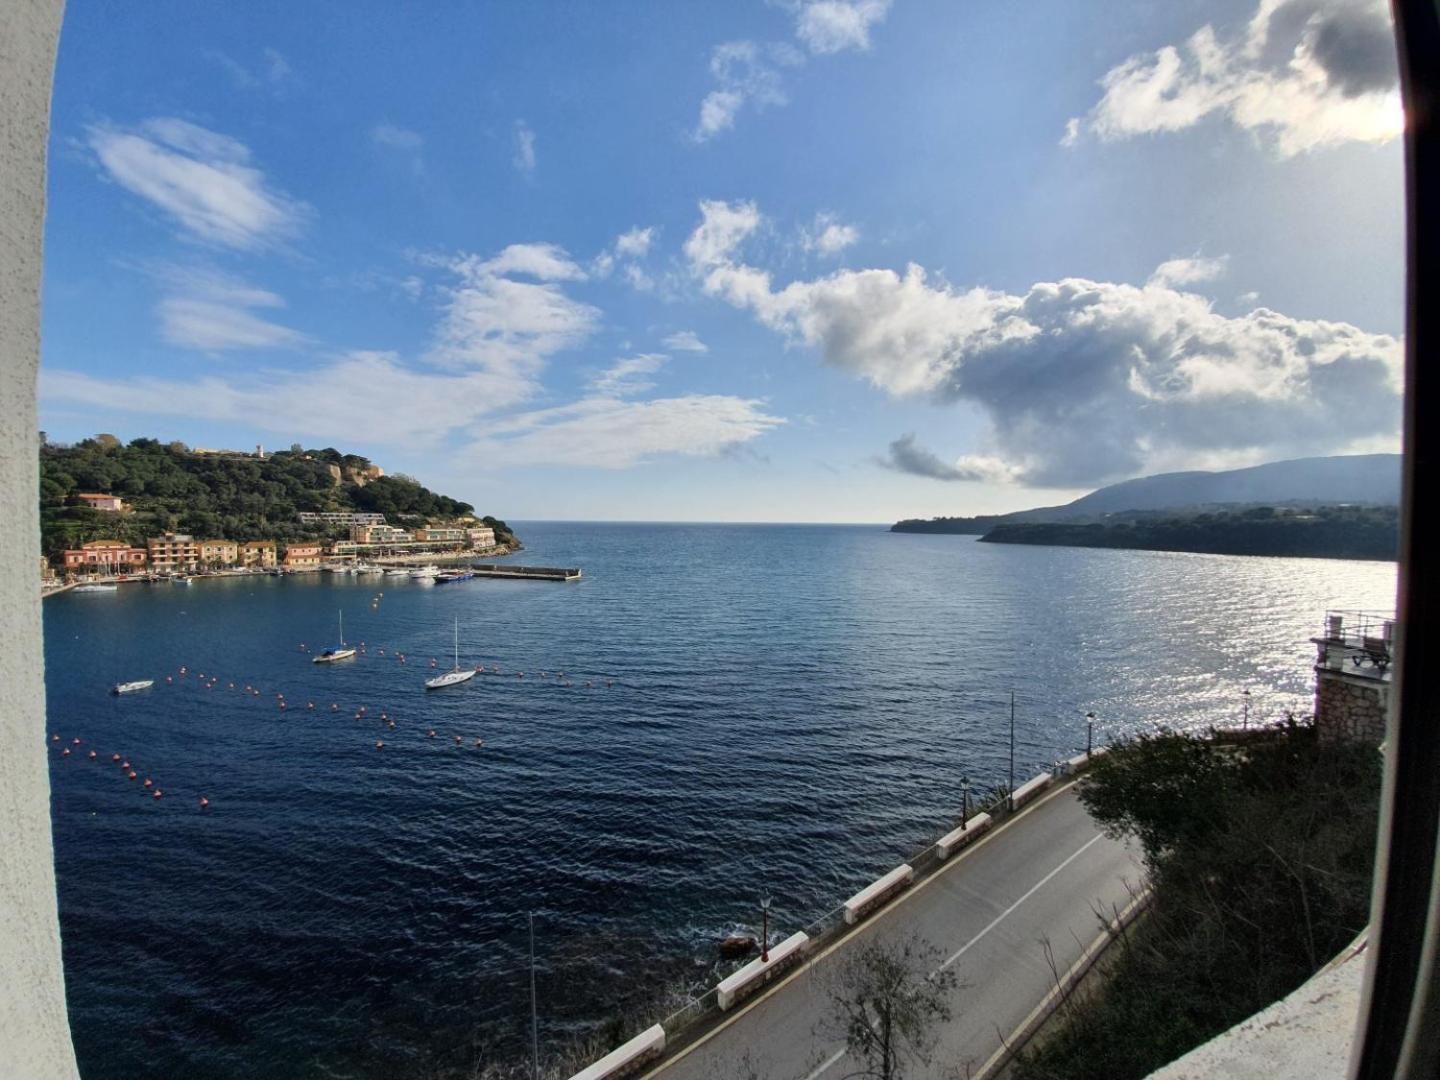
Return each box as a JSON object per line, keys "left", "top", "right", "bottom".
{"left": 468, "top": 563, "right": 582, "bottom": 582}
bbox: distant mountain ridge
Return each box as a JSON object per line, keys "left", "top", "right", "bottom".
{"left": 892, "top": 454, "right": 1401, "bottom": 534}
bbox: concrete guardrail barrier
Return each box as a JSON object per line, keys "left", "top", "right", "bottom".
{"left": 843, "top": 863, "right": 916, "bottom": 925}
{"left": 1011, "top": 772, "right": 1054, "bottom": 809}
{"left": 716, "top": 931, "right": 809, "bottom": 1010}
{"left": 567, "top": 1023, "right": 665, "bottom": 1080}
{"left": 937, "top": 812, "right": 993, "bottom": 859}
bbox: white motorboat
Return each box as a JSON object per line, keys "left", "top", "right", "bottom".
{"left": 385, "top": 568, "right": 411, "bottom": 577}
{"left": 73, "top": 584, "right": 118, "bottom": 593}
{"left": 410, "top": 565, "right": 440, "bottom": 579}
{"left": 111, "top": 679, "right": 154, "bottom": 695}
{"left": 312, "top": 610, "right": 357, "bottom": 663}
{"left": 425, "top": 618, "right": 476, "bottom": 689}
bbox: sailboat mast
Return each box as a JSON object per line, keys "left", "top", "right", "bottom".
{"left": 454, "top": 616, "right": 460, "bottom": 670}
{"left": 340, "top": 609, "right": 345, "bottom": 646}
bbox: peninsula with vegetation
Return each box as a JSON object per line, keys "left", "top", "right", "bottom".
{"left": 40, "top": 434, "right": 517, "bottom": 583}
{"left": 893, "top": 454, "right": 1400, "bottom": 561}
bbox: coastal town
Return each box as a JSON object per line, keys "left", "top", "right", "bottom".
{"left": 44, "top": 507, "right": 507, "bottom": 590}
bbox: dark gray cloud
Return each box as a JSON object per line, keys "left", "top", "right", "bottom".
{"left": 880, "top": 434, "right": 994, "bottom": 482}
{"left": 1308, "top": 2, "right": 1397, "bottom": 97}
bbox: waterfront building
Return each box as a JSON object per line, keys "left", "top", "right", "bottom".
{"left": 350, "top": 523, "right": 412, "bottom": 544}
{"left": 146, "top": 533, "right": 200, "bottom": 573}
{"left": 282, "top": 542, "right": 325, "bottom": 571}
{"left": 296, "top": 511, "right": 387, "bottom": 526}
{"left": 61, "top": 540, "right": 147, "bottom": 574}
{"left": 466, "top": 526, "right": 496, "bottom": 548}
{"left": 240, "top": 541, "right": 278, "bottom": 569}
{"left": 414, "top": 526, "right": 466, "bottom": 543}
{"left": 74, "top": 492, "right": 126, "bottom": 512}
{"left": 199, "top": 540, "right": 239, "bottom": 568}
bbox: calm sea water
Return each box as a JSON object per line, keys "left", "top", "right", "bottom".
{"left": 44, "top": 523, "right": 1396, "bottom": 1078}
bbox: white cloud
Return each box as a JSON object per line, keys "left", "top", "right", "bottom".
{"left": 469, "top": 394, "right": 784, "bottom": 468}
{"left": 42, "top": 352, "right": 525, "bottom": 446}
{"left": 427, "top": 247, "right": 600, "bottom": 387}
{"left": 1065, "top": 0, "right": 1401, "bottom": 156}
{"left": 686, "top": 200, "right": 1402, "bottom": 486}
{"left": 157, "top": 273, "right": 306, "bottom": 351}
{"left": 692, "top": 41, "right": 798, "bottom": 142}
{"left": 684, "top": 198, "right": 763, "bottom": 267}
{"left": 371, "top": 123, "right": 424, "bottom": 150}
{"left": 590, "top": 353, "right": 669, "bottom": 396}
{"left": 1148, "top": 254, "right": 1229, "bottom": 289}
{"left": 209, "top": 46, "right": 294, "bottom": 90}
{"left": 794, "top": 0, "right": 893, "bottom": 55}
{"left": 662, "top": 330, "right": 709, "bottom": 353}
{"left": 623, "top": 264, "right": 655, "bottom": 292}
{"left": 615, "top": 226, "right": 655, "bottom": 258}
{"left": 514, "top": 120, "right": 537, "bottom": 173}
{"left": 467, "top": 242, "right": 588, "bottom": 281}
{"left": 803, "top": 213, "right": 860, "bottom": 255}
{"left": 87, "top": 118, "right": 307, "bottom": 250}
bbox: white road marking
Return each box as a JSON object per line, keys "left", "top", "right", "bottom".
{"left": 805, "top": 832, "right": 1107, "bottom": 1078}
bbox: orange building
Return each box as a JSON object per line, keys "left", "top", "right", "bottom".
{"left": 62, "top": 540, "right": 147, "bottom": 573}
{"left": 282, "top": 542, "right": 325, "bottom": 571}
{"left": 240, "top": 541, "right": 277, "bottom": 568}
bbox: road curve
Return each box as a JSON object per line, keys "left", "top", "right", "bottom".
{"left": 648, "top": 784, "right": 1141, "bottom": 1080}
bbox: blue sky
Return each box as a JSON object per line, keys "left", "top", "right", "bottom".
{"left": 40, "top": 0, "right": 1406, "bottom": 522}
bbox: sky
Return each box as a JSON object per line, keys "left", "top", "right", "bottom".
{"left": 39, "top": 0, "right": 1407, "bottom": 523}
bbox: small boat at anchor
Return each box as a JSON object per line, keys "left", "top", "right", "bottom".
{"left": 73, "top": 583, "right": 118, "bottom": 593}
{"left": 312, "top": 610, "right": 357, "bottom": 664}
{"left": 425, "top": 618, "right": 476, "bottom": 689}
{"left": 111, "top": 679, "right": 154, "bottom": 695}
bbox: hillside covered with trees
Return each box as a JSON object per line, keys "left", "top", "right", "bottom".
{"left": 39, "top": 435, "right": 513, "bottom": 559}
{"left": 977, "top": 504, "right": 1398, "bottom": 561}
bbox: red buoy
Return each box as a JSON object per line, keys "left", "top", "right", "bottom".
{"left": 375, "top": 740, "right": 384, "bottom": 749}
{"left": 199, "top": 796, "right": 210, "bottom": 808}
{"left": 127, "top": 771, "right": 137, "bottom": 780}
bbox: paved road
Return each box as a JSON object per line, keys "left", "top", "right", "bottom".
{"left": 649, "top": 785, "right": 1141, "bottom": 1080}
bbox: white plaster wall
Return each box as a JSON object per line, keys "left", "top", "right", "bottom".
{"left": 0, "top": 0, "right": 80, "bottom": 1075}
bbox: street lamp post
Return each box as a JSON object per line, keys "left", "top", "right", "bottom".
{"left": 1085, "top": 711, "right": 1096, "bottom": 758}
{"left": 760, "top": 897, "right": 772, "bottom": 963}
{"left": 1008, "top": 691, "right": 1016, "bottom": 812}
{"left": 1242, "top": 689, "right": 1252, "bottom": 730}
{"left": 961, "top": 775, "right": 970, "bottom": 830}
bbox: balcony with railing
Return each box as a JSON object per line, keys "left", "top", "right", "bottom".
{"left": 1313, "top": 609, "right": 1395, "bottom": 682}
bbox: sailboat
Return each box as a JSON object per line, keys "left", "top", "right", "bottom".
{"left": 312, "top": 610, "right": 357, "bottom": 663}
{"left": 425, "top": 617, "right": 476, "bottom": 689}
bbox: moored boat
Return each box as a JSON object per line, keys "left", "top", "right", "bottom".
{"left": 312, "top": 610, "right": 357, "bottom": 663}
{"left": 73, "top": 583, "right": 119, "bottom": 593}
{"left": 425, "top": 617, "right": 476, "bottom": 689}
{"left": 112, "top": 679, "right": 154, "bottom": 695}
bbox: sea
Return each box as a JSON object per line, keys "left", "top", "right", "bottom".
{"left": 42, "top": 522, "right": 1397, "bottom": 1078}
